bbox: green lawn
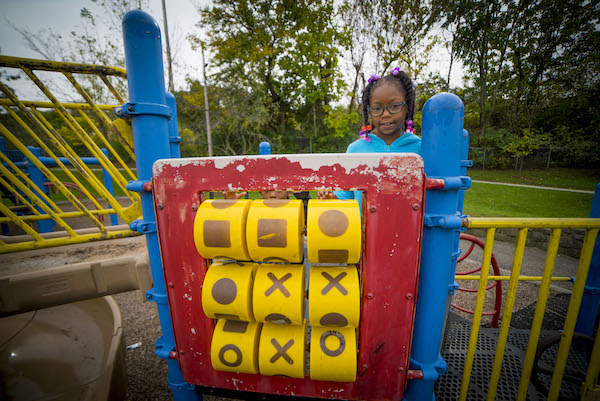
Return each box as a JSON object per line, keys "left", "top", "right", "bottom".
{"left": 468, "top": 168, "right": 600, "bottom": 191}
{"left": 464, "top": 182, "right": 594, "bottom": 218}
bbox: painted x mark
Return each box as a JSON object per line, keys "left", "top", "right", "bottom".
{"left": 270, "top": 338, "right": 295, "bottom": 364}
{"left": 265, "top": 272, "right": 292, "bottom": 297}
{"left": 321, "top": 271, "right": 348, "bottom": 295}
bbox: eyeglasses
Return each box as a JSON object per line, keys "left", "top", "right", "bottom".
{"left": 368, "top": 101, "right": 407, "bottom": 116}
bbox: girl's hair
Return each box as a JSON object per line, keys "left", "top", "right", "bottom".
{"left": 361, "top": 70, "right": 415, "bottom": 131}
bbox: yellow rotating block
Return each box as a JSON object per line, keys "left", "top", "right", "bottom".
{"left": 307, "top": 200, "right": 361, "bottom": 264}
{"left": 310, "top": 325, "right": 357, "bottom": 382}
{"left": 193, "top": 199, "right": 252, "bottom": 261}
{"left": 258, "top": 321, "right": 307, "bottom": 378}
{"left": 211, "top": 319, "right": 262, "bottom": 374}
{"left": 201, "top": 261, "right": 258, "bottom": 322}
{"left": 253, "top": 264, "right": 305, "bottom": 325}
{"left": 246, "top": 199, "right": 304, "bottom": 263}
{"left": 309, "top": 266, "right": 360, "bottom": 328}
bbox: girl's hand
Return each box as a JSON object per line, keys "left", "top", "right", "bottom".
{"left": 317, "top": 191, "right": 338, "bottom": 200}
{"left": 223, "top": 191, "right": 248, "bottom": 199}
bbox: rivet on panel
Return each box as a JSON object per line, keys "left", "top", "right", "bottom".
{"left": 406, "top": 293, "right": 413, "bottom": 300}
{"left": 366, "top": 293, "right": 373, "bottom": 299}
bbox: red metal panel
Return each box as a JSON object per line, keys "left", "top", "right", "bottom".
{"left": 152, "top": 154, "right": 425, "bottom": 401}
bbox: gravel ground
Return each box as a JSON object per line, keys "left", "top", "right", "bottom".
{"left": 1, "top": 231, "right": 577, "bottom": 400}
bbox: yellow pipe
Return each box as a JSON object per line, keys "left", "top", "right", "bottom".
{"left": 0, "top": 228, "right": 136, "bottom": 254}
{"left": 487, "top": 228, "right": 528, "bottom": 401}
{"left": 0, "top": 55, "right": 126, "bottom": 77}
{"left": 0, "top": 99, "right": 117, "bottom": 111}
{"left": 63, "top": 72, "right": 135, "bottom": 159}
{"left": 0, "top": 208, "right": 116, "bottom": 223}
{"left": 0, "top": 203, "right": 43, "bottom": 241}
{"left": 459, "top": 228, "right": 496, "bottom": 401}
{"left": 0, "top": 175, "right": 42, "bottom": 216}
{"left": 99, "top": 74, "right": 126, "bottom": 104}
{"left": 76, "top": 110, "right": 137, "bottom": 182}
{"left": 465, "top": 217, "right": 600, "bottom": 229}
{"left": 582, "top": 325, "right": 600, "bottom": 398}
{"left": 0, "top": 151, "right": 62, "bottom": 214}
{"left": 22, "top": 71, "right": 133, "bottom": 207}
{"left": 31, "top": 105, "right": 133, "bottom": 202}
{"left": 0, "top": 162, "right": 77, "bottom": 236}
{"left": 547, "top": 229, "right": 599, "bottom": 401}
{"left": 1, "top": 93, "right": 108, "bottom": 216}
{"left": 0, "top": 119, "right": 105, "bottom": 232}
{"left": 516, "top": 228, "right": 562, "bottom": 401}
{"left": 456, "top": 276, "right": 572, "bottom": 282}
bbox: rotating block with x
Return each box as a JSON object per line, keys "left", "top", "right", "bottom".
{"left": 154, "top": 154, "right": 425, "bottom": 401}
{"left": 253, "top": 263, "right": 305, "bottom": 325}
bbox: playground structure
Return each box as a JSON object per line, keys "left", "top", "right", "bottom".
{"left": 1, "top": 9, "right": 599, "bottom": 401}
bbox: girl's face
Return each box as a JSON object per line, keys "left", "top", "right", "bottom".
{"left": 369, "top": 83, "right": 408, "bottom": 144}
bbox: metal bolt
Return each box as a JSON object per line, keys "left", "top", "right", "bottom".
{"left": 127, "top": 105, "right": 134, "bottom": 112}
{"left": 362, "top": 364, "right": 368, "bottom": 370}
{"left": 398, "top": 367, "right": 405, "bottom": 372}
{"left": 370, "top": 205, "right": 377, "bottom": 213}
{"left": 412, "top": 203, "right": 420, "bottom": 211}
{"left": 143, "top": 226, "right": 148, "bottom": 232}
{"left": 158, "top": 204, "right": 164, "bottom": 210}
{"left": 168, "top": 282, "right": 174, "bottom": 288}
{"left": 147, "top": 294, "right": 153, "bottom": 300}
{"left": 406, "top": 293, "right": 413, "bottom": 300}
{"left": 169, "top": 350, "right": 178, "bottom": 359}
{"left": 179, "top": 349, "right": 185, "bottom": 355}
{"left": 367, "top": 293, "right": 373, "bottom": 299}
{"left": 191, "top": 205, "right": 198, "bottom": 211}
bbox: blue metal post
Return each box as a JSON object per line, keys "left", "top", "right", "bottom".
{"left": 100, "top": 148, "right": 118, "bottom": 226}
{"left": 26, "top": 146, "right": 55, "bottom": 233}
{"left": 121, "top": 10, "right": 200, "bottom": 401}
{"left": 166, "top": 92, "right": 181, "bottom": 158}
{"left": 405, "top": 93, "right": 467, "bottom": 401}
{"left": 259, "top": 141, "right": 271, "bottom": 155}
{"left": 575, "top": 183, "right": 600, "bottom": 336}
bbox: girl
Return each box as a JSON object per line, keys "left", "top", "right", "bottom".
{"left": 318, "top": 68, "right": 421, "bottom": 203}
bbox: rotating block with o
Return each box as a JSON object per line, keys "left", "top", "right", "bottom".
{"left": 309, "top": 266, "right": 360, "bottom": 328}
{"left": 310, "top": 325, "right": 357, "bottom": 382}
{"left": 211, "top": 319, "right": 262, "bottom": 374}
{"left": 307, "top": 199, "right": 361, "bottom": 264}
{"left": 258, "top": 320, "right": 307, "bottom": 379}
{"left": 201, "top": 261, "right": 258, "bottom": 322}
{"left": 246, "top": 199, "right": 304, "bottom": 263}
{"left": 193, "top": 199, "right": 252, "bottom": 261}
{"left": 253, "top": 264, "right": 305, "bottom": 325}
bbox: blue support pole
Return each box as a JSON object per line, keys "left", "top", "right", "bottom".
{"left": 405, "top": 93, "right": 467, "bottom": 401}
{"left": 100, "top": 148, "right": 118, "bottom": 226}
{"left": 121, "top": 10, "right": 200, "bottom": 401}
{"left": 166, "top": 92, "right": 182, "bottom": 158}
{"left": 26, "top": 146, "right": 55, "bottom": 233}
{"left": 575, "top": 183, "right": 600, "bottom": 336}
{"left": 259, "top": 141, "right": 271, "bottom": 155}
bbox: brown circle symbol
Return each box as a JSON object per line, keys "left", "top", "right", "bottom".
{"left": 219, "top": 344, "right": 243, "bottom": 367}
{"left": 263, "top": 199, "right": 290, "bottom": 208}
{"left": 320, "top": 313, "right": 348, "bottom": 327}
{"left": 320, "top": 330, "right": 346, "bottom": 357}
{"left": 212, "top": 200, "right": 237, "bottom": 209}
{"left": 265, "top": 313, "right": 292, "bottom": 324}
{"left": 318, "top": 210, "right": 349, "bottom": 237}
{"left": 212, "top": 278, "right": 237, "bottom": 305}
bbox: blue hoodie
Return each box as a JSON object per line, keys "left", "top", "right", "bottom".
{"left": 334, "top": 132, "right": 422, "bottom": 210}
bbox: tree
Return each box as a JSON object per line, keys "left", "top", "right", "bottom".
{"left": 193, "top": 0, "right": 347, "bottom": 132}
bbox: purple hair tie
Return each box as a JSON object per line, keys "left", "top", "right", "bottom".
{"left": 389, "top": 67, "right": 400, "bottom": 76}
{"left": 368, "top": 74, "right": 380, "bottom": 84}
{"left": 359, "top": 125, "right": 372, "bottom": 142}
{"left": 406, "top": 120, "right": 416, "bottom": 135}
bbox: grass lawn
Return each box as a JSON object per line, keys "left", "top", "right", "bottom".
{"left": 464, "top": 182, "right": 594, "bottom": 218}
{"left": 468, "top": 168, "right": 599, "bottom": 191}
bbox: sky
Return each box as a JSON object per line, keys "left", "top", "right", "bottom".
{"left": 0, "top": 0, "right": 464, "bottom": 101}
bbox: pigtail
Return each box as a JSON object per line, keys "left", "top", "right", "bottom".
{"left": 389, "top": 70, "right": 415, "bottom": 130}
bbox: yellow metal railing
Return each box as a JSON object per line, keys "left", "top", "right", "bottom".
{"left": 0, "top": 56, "right": 141, "bottom": 253}
{"left": 455, "top": 217, "right": 600, "bottom": 401}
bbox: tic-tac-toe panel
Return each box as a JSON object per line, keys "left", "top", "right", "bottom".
{"left": 152, "top": 153, "right": 425, "bottom": 401}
